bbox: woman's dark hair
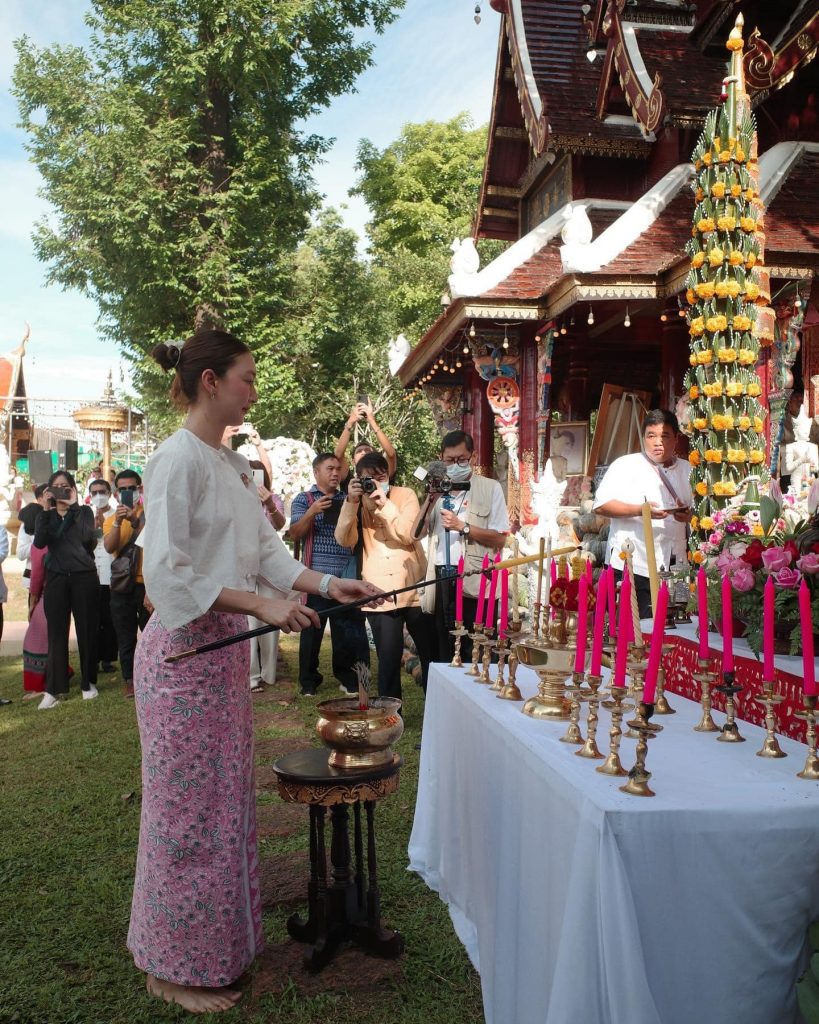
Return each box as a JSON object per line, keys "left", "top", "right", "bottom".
{"left": 356, "top": 452, "right": 389, "bottom": 476}
{"left": 18, "top": 502, "right": 40, "bottom": 535}
{"left": 248, "top": 459, "right": 271, "bottom": 491}
{"left": 151, "top": 329, "right": 251, "bottom": 409}
{"left": 47, "top": 470, "right": 77, "bottom": 490}
{"left": 642, "top": 409, "right": 679, "bottom": 435}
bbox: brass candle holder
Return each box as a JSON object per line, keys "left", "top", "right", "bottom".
{"left": 576, "top": 673, "right": 605, "bottom": 759}
{"left": 449, "top": 621, "right": 468, "bottom": 668}
{"left": 715, "top": 672, "right": 745, "bottom": 743}
{"left": 754, "top": 681, "right": 786, "bottom": 759}
{"left": 466, "top": 623, "right": 485, "bottom": 677}
{"left": 653, "top": 641, "right": 676, "bottom": 715}
{"left": 497, "top": 643, "right": 523, "bottom": 702}
{"left": 597, "top": 685, "right": 633, "bottom": 777}
{"left": 559, "top": 671, "right": 588, "bottom": 745}
{"left": 692, "top": 657, "right": 720, "bottom": 733}
{"left": 489, "top": 636, "right": 509, "bottom": 692}
{"left": 531, "top": 600, "right": 542, "bottom": 640}
{"left": 620, "top": 702, "right": 660, "bottom": 797}
{"left": 624, "top": 648, "right": 662, "bottom": 737}
{"left": 796, "top": 695, "right": 819, "bottom": 780}
{"left": 516, "top": 638, "right": 572, "bottom": 720}
{"left": 477, "top": 627, "right": 496, "bottom": 685}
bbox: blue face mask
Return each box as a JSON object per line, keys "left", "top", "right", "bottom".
{"left": 380, "top": 482, "right": 390, "bottom": 495}
{"left": 446, "top": 463, "right": 472, "bottom": 483}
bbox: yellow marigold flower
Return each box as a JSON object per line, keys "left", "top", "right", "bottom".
{"left": 689, "top": 354, "right": 697, "bottom": 366}
{"left": 691, "top": 251, "right": 705, "bottom": 269}
{"left": 719, "top": 150, "right": 732, "bottom": 163}
{"left": 712, "top": 414, "right": 735, "bottom": 430}
{"left": 732, "top": 315, "right": 752, "bottom": 332}
{"left": 696, "top": 350, "right": 714, "bottom": 365}
{"left": 736, "top": 147, "right": 746, "bottom": 162}
{"left": 695, "top": 482, "right": 709, "bottom": 497}
{"left": 714, "top": 282, "right": 728, "bottom": 299}
{"left": 738, "top": 349, "right": 756, "bottom": 366}
{"left": 726, "top": 449, "right": 747, "bottom": 463}
{"left": 713, "top": 481, "right": 737, "bottom": 497}
{"left": 689, "top": 386, "right": 700, "bottom": 400}
{"left": 711, "top": 182, "right": 726, "bottom": 198}
{"left": 746, "top": 252, "right": 758, "bottom": 268}
{"left": 686, "top": 288, "right": 696, "bottom": 304}
{"left": 700, "top": 516, "right": 715, "bottom": 531}
{"left": 697, "top": 218, "right": 716, "bottom": 234}
{"left": 695, "top": 187, "right": 704, "bottom": 202}
{"left": 716, "top": 216, "right": 736, "bottom": 231}
{"left": 708, "top": 248, "right": 724, "bottom": 267}
{"left": 704, "top": 449, "right": 723, "bottom": 463}
{"left": 692, "top": 550, "right": 705, "bottom": 564}
{"left": 730, "top": 184, "right": 742, "bottom": 198}
{"left": 703, "top": 382, "right": 723, "bottom": 398}
{"left": 751, "top": 524, "right": 764, "bottom": 536}
{"left": 693, "top": 417, "right": 708, "bottom": 430}
{"left": 717, "top": 348, "right": 738, "bottom": 363}
{"left": 749, "top": 449, "right": 765, "bottom": 464}
{"left": 691, "top": 516, "right": 699, "bottom": 531}
{"left": 725, "top": 280, "right": 741, "bottom": 298}
{"left": 726, "top": 383, "right": 744, "bottom": 397}
{"left": 744, "top": 282, "right": 760, "bottom": 300}
{"left": 744, "top": 188, "right": 754, "bottom": 200}
{"left": 737, "top": 416, "right": 751, "bottom": 429}
{"left": 753, "top": 416, "right": 764, "bottom": 432}
{"left": 703, "top": 152, "right": 712, "bottom": 166}
{"left": 713, "top": 137, "right": 721, "bottom": 150}
{"left": 689, "top": 317, "right": 705, "bottom": 337}
{"left": 728, "top": 250, "right": 744, "bottom": 266}
{"left": 695, "top": 282, "right": 715, "bottom": 300}
{"left": 695, "top": 159, "right": 702, "bottom": 171}
{"left": 688, "top": 450, "right": 700, "bottom": 465}
{"left": 740, "top": 217, "right": 757, "bottom": 233}
{"left": 747, "top": 383, "right": 761, "bottom": 397}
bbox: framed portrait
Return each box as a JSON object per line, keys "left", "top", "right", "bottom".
{"left": 549, "top": 421, "right": 588, "bottom": 477}
{"left": 587, "top": 384, "right": 652, "bottom": 477}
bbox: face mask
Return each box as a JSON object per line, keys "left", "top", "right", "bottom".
{"left": 91, "top": 494, "right": 109, "bottom": 510}
{"left": 446, "top": 463, "right": 472, "bottom": 483}
{"left": 379, "top": 482, "right": 390, "bottom": 496}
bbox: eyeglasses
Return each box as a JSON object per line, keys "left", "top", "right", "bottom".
{"left": 442, "top": 456, "right": 470, "bottom": 467}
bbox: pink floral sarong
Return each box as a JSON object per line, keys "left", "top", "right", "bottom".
{"left": 127, "top": 611, "right": 262, "bottom": 987}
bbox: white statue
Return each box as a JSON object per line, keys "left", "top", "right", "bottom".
{"left": 387, "top": 333, "right": 411, "bottom": 376}
{"left": 0, "top": 446, "right": 20, "bottom": 528}
{"left": 449, "top": 237, "right": 480, "bottom": 276}
{"left": 517, "top": 458, "right": 569, "bottom": 611}
{"left": 782, "top": 409, "right": 819, "bottom": 492}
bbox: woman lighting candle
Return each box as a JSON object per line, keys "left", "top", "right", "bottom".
{"left": 642, "top": 581, "right": 670, "bottom": 704}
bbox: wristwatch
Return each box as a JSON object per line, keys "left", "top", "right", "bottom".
{"left": 318, "top": 573, "right": 334, "bottom": 597}
{"left": 460, "top": 523, "right": 471, "bottom": 538}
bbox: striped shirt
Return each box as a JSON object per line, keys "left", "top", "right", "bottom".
{"left": 290, "top": 486, "right": 352, "bottom": 574}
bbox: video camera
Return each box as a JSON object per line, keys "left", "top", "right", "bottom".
{"left": 413, "top": 461, "right": 471, "bottom": 495}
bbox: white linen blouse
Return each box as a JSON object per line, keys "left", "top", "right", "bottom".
{"left": 142, "top": 428, "right": 305, "bottom": 630}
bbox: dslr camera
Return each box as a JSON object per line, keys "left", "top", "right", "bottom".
{"left": 359, "top": 477, "right": 378, "bottom": 495}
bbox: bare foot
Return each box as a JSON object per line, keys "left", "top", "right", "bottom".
{"left": 146, "top": 975, "right": 242, "bottom": 1014}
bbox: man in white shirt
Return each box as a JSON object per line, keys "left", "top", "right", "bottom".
{"left": 415, "top": 430, "right": 509, "bottom": 662}
{"left": 593, "top": 409, "right": 693, "bottom": 618}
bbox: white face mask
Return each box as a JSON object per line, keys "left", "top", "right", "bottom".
{"left": 446, "top": 463, "right": 472, "bottom": 483}
{"left": 90, "top": 494, "right": 109, "bottom": 510}
{"left": 379, "top": 482, "right": 390, "bottom": 496}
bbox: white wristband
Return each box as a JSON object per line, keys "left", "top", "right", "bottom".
{"left": 318, "top": 573, "right": 334, "bottom": 598}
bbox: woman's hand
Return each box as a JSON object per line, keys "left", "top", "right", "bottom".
{"left": 347, "top": 479, "right": 363, "bottom": 504}
{"left": 328, "top": 577, "right": 387, "bottom": 607}
{"left": 255, "top": 597, "right": 321, "bottom": 633}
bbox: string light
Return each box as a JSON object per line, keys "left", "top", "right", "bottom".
{"left": 624, "top": 305, "right": 631, "bottom": 328}
{"left": 469, "top": 322, "right": 476, "bottom": 339}
{"left": 560, "top": 321, "right": 568, "bottom": 335}
{"left": 587, "top": 305, "right": 594, "bottom": 326}
{"left": 660, "top": 310, "right": 668, "bottom": 322}
{"left": 502, "top": 327, "right": 509, "bottom": 350}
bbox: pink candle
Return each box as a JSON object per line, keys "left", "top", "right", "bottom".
{"left": 721, "top": 573, "right": 734, "bottom": 674}
{"left": 800, "top": 580, "right": 816, "bottom": 696}
{"left": 455, "top": 556, "right": 465, "bottom": 623}
{"left": 499, "top": 569, "right": 509, "bottom": 639}
{"left": 590, "top": 572, "right": 607, "bottom": 676}
{"left": 574, "top": 575, "right": 589, "bottom": 675}
{"left": 585, "top": 559, "right": 593, "bottom": 585}
{"left": 763, "top": 575, "right": 775, "bottom": 682}
{"left": 697, "top": 567, "right": 710, "bottom": 660}
{"left": 550, "top": 559, "right": 558, "bottom": 620}
{"left": 642, "top": 582, "right": 670, "bottom": 704}
{"left": 613, "top": 567, "right": 631, "bottom": 687}
{"left": 475, "top": 553, "right": 490, "bottom": 623}
{"left": 484, "top": 554, "right": 501, "bottom": 630}
{"left": 606, "top": 566, "right": 617, "bottom": 637}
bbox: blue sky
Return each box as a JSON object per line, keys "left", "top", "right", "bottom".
{"left": 0, "top": 1, "right": 498, "bottom": 402}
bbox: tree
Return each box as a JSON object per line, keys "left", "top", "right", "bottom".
{"left": 13, "top": 0, "right": 403, "bottom": 429}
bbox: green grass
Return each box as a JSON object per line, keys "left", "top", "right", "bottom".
{"left": 0, "top": 635, "right": 483, "bottom": 1024}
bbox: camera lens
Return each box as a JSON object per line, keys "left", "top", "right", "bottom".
{"left": 360, "top": 478, "right": 377, "bottom": 494}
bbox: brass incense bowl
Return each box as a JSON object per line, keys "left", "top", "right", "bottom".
{"left": 515, "top": 639, "right": 573, "bottom": 720}
{"left": 316, "top": 697, "right": 404, "bottom": 770}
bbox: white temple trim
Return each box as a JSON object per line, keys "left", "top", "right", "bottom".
{"left": 759, "top": 141, "right": 819, "bottom": 207}
{"left": 510, "top": 0, "right": 543, "bottom": 123}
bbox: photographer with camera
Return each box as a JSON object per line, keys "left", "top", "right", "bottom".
{"left": 334, "top": 397, "right": 397, "bottom": 485}
{"left": 335, "top": 452, "right": 434, "bottom": 698}
{"left": 414, "top": 430, "right": 509, "bottom": 663}
{"left": 33, "top": 470, "right": 100, "bottom": 708}
{"left": 289, "top": 453, "right": 370, "bottom": 697}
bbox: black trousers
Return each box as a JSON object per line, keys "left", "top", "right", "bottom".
{"left": 110, "top": 582, "right": 151, "bottom": 683}
{"left": 611, "top": 567, "right": 653, "bottom": 620}
{"left": 433, "top": 566, "right": 479, "bottom": 664}
{"left": 298, "top": 594, "right": 370, "bottom": 694}
{"left": 367, "top": 607, "right": 436, "bottom": 699}
{"left": 44, "top": 569, "right": 99, "bottom": 694}
{"left": 97, "top": 584, "right": 118, "bottom": 664}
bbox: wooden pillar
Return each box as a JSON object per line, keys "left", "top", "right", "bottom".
{"left": 519, "top": 336, "right": 538, "bottom": 523}
{"left": 464, "top": 368, "right": 493, "bottom": 476}
{"left": 660, "top": 315, "right": 689, "bottom": 411}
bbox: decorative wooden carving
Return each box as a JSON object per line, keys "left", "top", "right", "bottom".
{"left": 602, "top": 0, "right": 666, "bottom": 135}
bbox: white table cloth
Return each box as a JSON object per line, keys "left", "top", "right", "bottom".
{"left": 409, "top": 662, "right": 819, "bottom": 1024}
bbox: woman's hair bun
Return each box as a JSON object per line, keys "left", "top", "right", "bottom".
{"left": 151, "top": 342, "right": 182, "bottom": 372}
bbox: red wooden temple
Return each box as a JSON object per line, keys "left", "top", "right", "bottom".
{"left": 397, "top": 0, "right": 819, "bottom": 525}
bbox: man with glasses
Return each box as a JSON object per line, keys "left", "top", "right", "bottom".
{"left": 103, "top": 469, "right": 152, "bottom": 697}
{"left": 414, "top": 430, "right": 509, "bottom": 662}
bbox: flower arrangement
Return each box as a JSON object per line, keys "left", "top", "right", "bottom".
{"left": 684, "top": 16, "right": 774, "bottom": 558}
{"left": 691, "top": 481, "right": 819, "bottom": 654}
{"left": 237, "top": 436, "right": 316, "bottom": 515}
{"left": 549, "top": 579, "right": 596, "bottom": 613}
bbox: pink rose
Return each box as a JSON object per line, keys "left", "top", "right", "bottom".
{"left": 774, "top": 566, "right": 801, "bottom": 589}
{"left": 716, "top": 551, "right": 744, "bottom": 575}
{"left": 708, "top": 532, "right": 724, "bottom": 546}
{"left": 797, "top": 553, "right": 819, "bottom": 575}
{"left": 761, "top": 546, "right": 792, "bottom": 573}
{"left": 730, "top": 566, "right": 756, "bottom": 592}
